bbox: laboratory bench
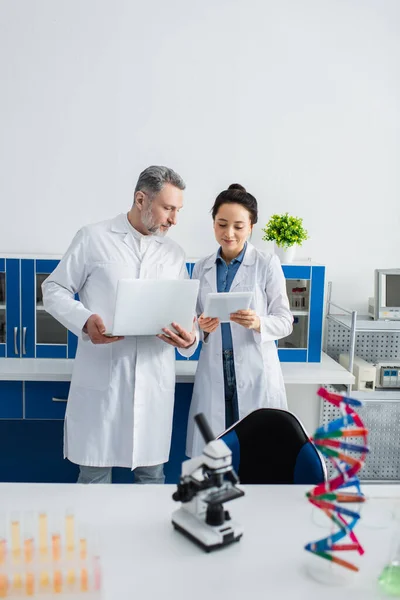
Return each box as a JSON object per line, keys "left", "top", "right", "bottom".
{"left": 0, "top": 483, "right": 397, "bottom": 600}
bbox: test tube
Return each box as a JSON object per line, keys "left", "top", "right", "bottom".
{"left": 80, "top": 567, "right": 89, "bottom": 592}
{"left": 10, "top": 513, "right": 21, "bottom": 562}
{"left": 79, "top": 537, "right": 87, "bottom": 561}
{"left": 38, "top": 512, "right": 48, "bottom": 558}
{"left": 0, "top": 575, "right": 8, "bottom": 599}
{"left": 26, "top": 572, "right": 34, "bottom": 597}
{"left": 0, "top": 512, "right": 6, "bottom": 567}
{"left": 53, "top": 569, "right": 62, "bottom": 594}
{"left": 65, "top": 512, "right": 75, "bottom": 554}
{"left": 52, "top": 533, "right": 61, "bottom": 562}
{"left": 94, "top": 556, "right": 102, "bottom": 592}
{"left": 0, "top": 539, "right": 6, "bottom": 567}
{"left": 12, "top": 572, "right": 23, "bottom": 594}
{"left": 66, "top": 568, "right": 76, "bottom": 591}
{"left": 23, "top": 512, "right": 34, "bottom": 564}
{"left": 39, "top": 570, "right": 50, "bottom": 594}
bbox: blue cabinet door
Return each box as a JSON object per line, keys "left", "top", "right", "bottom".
{"left": 25, "top": 381, "right": 70, "bottom": 419}
{"left": 0, "top": 381, "right": 23, "bottom": 418}
{"left": 21, "top": 259, "right": 35, "bottom": 358}
{"left": 34, "top": 260, "right": 68, "bottom": 358}
{"left": 278, "top": 264, "right": 325, "bottom": 362}
{"left": 308, "top": 266, "right": 325, "bottom": 362}
{"left": 0, "top": 259, "right": 5, "bottom": 357}
{"left": 5, "top": 259, "right": 20, "bottom": 358}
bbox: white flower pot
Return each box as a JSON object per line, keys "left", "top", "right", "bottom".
{"left": 274, "top": 243, "right": 296, "bottom": 264}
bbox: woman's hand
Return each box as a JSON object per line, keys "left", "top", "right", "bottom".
{"left": 198, "top": 314, "right": 220, "bottom": 333}
{"left": 230, "top": 309, "right": 261, "bottom": 332}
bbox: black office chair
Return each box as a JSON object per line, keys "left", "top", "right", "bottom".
{"left": 218, "top": 408, "right": 326, "bottom": 484}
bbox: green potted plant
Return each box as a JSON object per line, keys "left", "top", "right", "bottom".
{"left": 262, "top": 213, "right": 308, "bottom": 263}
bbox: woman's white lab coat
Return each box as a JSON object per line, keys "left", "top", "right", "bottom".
{"left": 42, "top": 213, "right": 197, "bottom": 469}
{"left": 186, "top": 243, "right": 293, "bottom": 457}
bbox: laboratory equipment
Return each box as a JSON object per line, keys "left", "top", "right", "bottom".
{"left": 368, "top": 269, "right": 400, "bottom": 321}
{"left": 0, "top": 510, "right": 101, "bottom": 598}
{"left": 172, "top": 413, "right": 244, "bottom": 552}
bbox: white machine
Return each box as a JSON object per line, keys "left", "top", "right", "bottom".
{"left": 171, "top": 414, "right": 244, "bottom": 552}
{"left": 339, "top": 353, "right": 376, "bottom": 392}
{"left": 373, "top": 361, "right": 400, "bottom": 389}
{"left": 368, "top": 269, "right": 400, "bottom": 320}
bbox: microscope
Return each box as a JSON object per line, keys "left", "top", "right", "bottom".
{"left": 171, "top": 413, "right": 244, "bottom": 552}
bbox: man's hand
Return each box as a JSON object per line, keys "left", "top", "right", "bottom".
{"left": 230, "top": 309, "right": 261, "bottom": 332}
{"left": 83, "top": 314, "right": 124, "bottom": 345}
{"left": 198, "top": 313, "right": 220, "bottom": 334}
{"left": 158, "top": 320, "right": 196, "bottom": 349}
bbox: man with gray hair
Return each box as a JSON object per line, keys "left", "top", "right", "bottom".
{"left": 42, "top": 166, "right": 198, "bottom": 484}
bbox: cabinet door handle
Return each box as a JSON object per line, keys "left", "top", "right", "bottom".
{"left": 14, "top": 326, "right": 19, "bottom": 355}
{"left": 52, "top": 397, "right": 68, "bottom": 402}
{"left": 22, "top": 327, "right": 27, "bottom": 355}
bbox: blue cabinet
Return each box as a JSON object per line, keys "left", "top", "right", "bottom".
{"left": 1, "top": 258, "right": 325, "bottom": 363}
{"left": 0, "top": 258, "right": 77, "bottom": 359}
{"left": 279, "top": 264, "right": 325, "bottom": 363}
{"left": 0, "top": 381, "right": 23, "bottom": 419}
{"left": 25, "top": 381, "right": 69, "bottom": 420}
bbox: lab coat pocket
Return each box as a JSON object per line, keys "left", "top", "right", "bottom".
{"left": 72, "top": 342, "right": 111, "bottom": 391}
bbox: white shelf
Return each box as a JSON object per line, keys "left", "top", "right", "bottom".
{"left": 291, "top": 310, "right": 308, "bottom": 316}
{"left": 0, "top": 304, "right": 5, "bottom": 310}
{"left": 0, "top": 353, "right": 354, "bottom": 385}
{"left": 328, "top": 313, "right": 400, "bottom": 333}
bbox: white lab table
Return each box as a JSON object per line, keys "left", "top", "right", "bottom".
{"left": 0, "top": 483, "right": 397, "bottom": 600}
{"left": 0, "top": 352, "right": 354, "bottom": 385}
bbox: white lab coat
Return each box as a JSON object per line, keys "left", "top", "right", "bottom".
{"left": 186, "top": 243, "right": 293, "bottom": 457}
{"left": 42, "top": 213, "right": 198, "bottom": 469}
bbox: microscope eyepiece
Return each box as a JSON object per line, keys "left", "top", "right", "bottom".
{"left": 194, "top": 413, "right": 215, "bottom": 444}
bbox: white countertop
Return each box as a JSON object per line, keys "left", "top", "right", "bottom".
{"left": 0, "top": 352, "right": 354, "bottom": 385}
{"left": 328, "top": 313, "right": 400, "bottom": 332}
{"left": 0, "top": 483, "right": 397, "bottom": 600}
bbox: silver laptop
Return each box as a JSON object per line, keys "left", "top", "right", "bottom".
{"left": 108, "top": 279, "right": 200, "bottom": 336}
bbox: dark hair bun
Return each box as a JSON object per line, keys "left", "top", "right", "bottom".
{"left": 228, "top": 183, "right": 246, "bottom": 193}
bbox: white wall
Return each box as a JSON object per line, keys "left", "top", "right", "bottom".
{"left": 0, "top": 0, "right": 399, "bottom": 312}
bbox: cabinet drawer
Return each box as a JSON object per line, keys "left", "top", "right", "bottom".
{"left": 25, "top": 382, "right": 70, "bottom": 420}
{"left": 0, "top": 381, "right": 23, "bottom": 419}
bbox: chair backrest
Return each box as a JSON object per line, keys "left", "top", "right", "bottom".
{"left": 219, "top": 408, "right": 326, "bottom": 485}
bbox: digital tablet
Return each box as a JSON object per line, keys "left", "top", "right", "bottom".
{"left": 106, "top": 278, "right": 200, "bottom": 336}
{"left": 203, "top": 291, "right": 253, "bottom": 323}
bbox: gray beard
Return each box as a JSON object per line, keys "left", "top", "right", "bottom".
{"left": 141, "top": 206, "right": 169, "bottom": 237}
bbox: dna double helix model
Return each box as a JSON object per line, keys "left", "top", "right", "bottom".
{"left": 305, "top": 387, "right": 369, "bottom": 572}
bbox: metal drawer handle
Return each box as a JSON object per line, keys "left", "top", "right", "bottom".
{"left": 52, "top": 397, "right": 68, "bottom": 403}
{"left": 23, "top": 327, "right": 27, "bottom": 355}
{"left": 14, "top": 326, "right": 18, "bottom": 355}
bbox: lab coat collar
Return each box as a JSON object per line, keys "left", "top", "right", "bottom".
{"left": 203, "top": 242, "right": 256, "bottom": 270}
{"left": 202, "top": 243, "right": 256, "bottom": 292}
{"left": 110, "top": 213, "right": 165, "bottom": 246}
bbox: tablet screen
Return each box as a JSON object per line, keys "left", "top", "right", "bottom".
{"left": 203, "top": 292, "right": 253, "bottom": 323}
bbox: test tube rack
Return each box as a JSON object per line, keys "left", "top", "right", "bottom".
{"left": 0, "top": 511, "right": 101, "bottom": 598}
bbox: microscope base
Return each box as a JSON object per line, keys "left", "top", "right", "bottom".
{"left": 172, "top": 507, "right": 243, "bottom": 552}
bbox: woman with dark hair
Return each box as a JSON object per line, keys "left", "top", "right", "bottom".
{"left": 186, "top": 184, "right": 293, "bottom": 457}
